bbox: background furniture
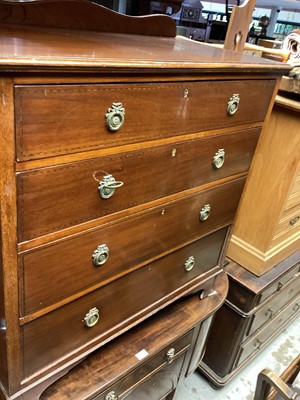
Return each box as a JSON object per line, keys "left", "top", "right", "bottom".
{"left": 254, "top": 354, "right": 300, "bottom": 400}
{"left": 227, "top": 92, "right": 300, "bottom": 276}
{"left": 198, "top": 250, "right": 300, "bottom": 387}
{"left": 0, "top": 1, "right": 289, "bottom": 399}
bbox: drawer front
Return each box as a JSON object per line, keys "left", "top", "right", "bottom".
{"left": 17, "top": 130, "right": 254, "bottom": 241}
{"left": 247, "top": 272, "right": 300, "bottom": 337}
{"left": 285, "top": 174, "right": 300, "bottom": 210}
{"left": 22, "top": 231, "right": 224, "bottom": 378}
{"left": 95, "top": 332, "right": 192, "bottom": 400}
{"left": 21, "top": 180, "right": 242, "bottom": 315}
{"left": 272, "top": 204, "right": 300, "bottom": 246}
{"left": 15, "top": 80, "right": 274, "bottom": 161}
{"left": 237, "top": 294, "right": 300, "bottom": 367}
{"left": 259, "top": 261, "right": 300, "bottom": 303}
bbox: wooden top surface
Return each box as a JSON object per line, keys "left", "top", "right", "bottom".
{"left": 225, "top": 249, "right": 300, "bottom": 293}
{"left": 0, "top": 26, "right": 291, "bottom": 74}
{"left": 0, "top": 0, "right": 290, "bottom": 74}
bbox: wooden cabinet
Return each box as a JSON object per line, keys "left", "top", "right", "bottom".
{"left": 198, "top": 250, "right": 300, "bottom": 387}
{"left": 39, "top": 273, "right": 228, "bottom": 400}
{"left": 227, "top": 93, "right": 300, "bottom": 276}
{"left": 0, "top": 1, "right": 288, "bottom": 399}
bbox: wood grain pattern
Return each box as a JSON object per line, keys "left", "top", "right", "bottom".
{"left": 199, "top": 252, "right": 300, "bottom": 386}
{"left": 17, "top": 134, "right": 251, "bottom": 242}
{"left": 22, "top": 232, "right": 225, "bottom": 378}
{"left": 0, "top": 0, "right": 176, "bottom": 37}
{"left": 227, "top": 95, "right": 300, "bottom": 275}
{"left": 14, "top": 81, "right": 269, "bottom": 161}
{"left": 39, "top": 272, "right": 228, "bottom": 400}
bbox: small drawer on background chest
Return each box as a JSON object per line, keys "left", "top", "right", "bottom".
{"left": 15, "top": 80, "right": 274, "bottom": 160}
{"left": 259, "top": 261, "right": 300, "bottom": 304}
{"left": 272, "top": 204, "right": 300, "bottom": 247}
{"left": 94, "top": 332, "right": 192, "bottom": 400}
{"left": 237, "top": 294, "right": 300, "bottom": 367}
{"left": 246, "top": 271, "right": 300, "bottom": 337}
{"left": 17, "top": 131, "right": 251, "bottom": 241}
{"left": 22, "top": 230, "right": 225, "bottom": 378}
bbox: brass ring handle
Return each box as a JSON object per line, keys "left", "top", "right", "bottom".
{"left": 185, "top": 256, "right": 195, "bottom": 272}
{"left": 105, "top": 391, "right": 119, "bottom": 400}
{"left": 83, "top": 307, "right": 100, "bottom": 328}
{"left": 106, "top": 102, "right": 125, "bottom": 132}
{"left": 199, "top": 204, "right": 211, "bottom": 222}
{"left": 92, "top": 244, "right": 109, "bottom": 266}
{"left": 166, "top": 348, "right": 176, "bottom": 363}
{"left": 213, "top": 149, "right": 225, "bottom": 169}
{"left": 227, "top": 94, "right": 240, "bottom": 116}
{"left": 98, "top": 174, "right": 124, "bottom": 199}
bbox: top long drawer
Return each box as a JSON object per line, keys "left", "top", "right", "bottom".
{"left": 14, "top": 80, "right": 275, "bottom": 161}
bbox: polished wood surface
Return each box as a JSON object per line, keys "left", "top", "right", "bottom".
{"left": 199, "top": 251, "right": 300, "bottom": 386}
{"left": 0, "top": 29, "right": 290, "bottom": 73}
{"left": 227, "top": 93, "right": 300, "bottom": 275}
{"left": 15, "top": 81, "right": 269, "bottom": 161}
{"left": 18, "top": 154, "right": 246, "bottom": 242}
{"left": 0, "top": 0, "right": 176, "bottom": 36}
{"left": 40, "top": 272, "right": 228, "bottom": 400}
{"left": 0, "top": 0, "right": 289, "bottom": 398}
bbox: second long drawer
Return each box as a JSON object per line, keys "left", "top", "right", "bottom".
{"left": 17, "top": 128, "right": 259, "bottom": 242}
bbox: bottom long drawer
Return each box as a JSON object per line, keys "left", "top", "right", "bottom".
{"left": 22, "top": 228, "right": 227, "bottom": 379}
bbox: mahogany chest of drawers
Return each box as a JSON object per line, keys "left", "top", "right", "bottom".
{"left": 0, "top": 1, "right": 289, "bottom": 399}
{"left": 199, "top": 250, "right": 300, "bottom": 387}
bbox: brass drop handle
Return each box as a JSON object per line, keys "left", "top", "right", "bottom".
{"left": 98, "top": 174, "right": 124, "bottom": 199}
{"left": 105, "top": 391, "right": 119, "bottom": 400}
{"left": 290, "top": 216, "right": 300, "bottom": 226}
{"left": 199, "top": 204, "right": 211, "bottom": 222}
{"left": 92, "top": 244, "right": 109, "bottom": 266}
{"left": 255, "top": 339, "right": 263, "bottom": 349}
{"left": 106, "top": 102, "right": 125, "bottom": 132}
{"left": 213, "top": 149, "right": 225, "bottom": 169}
{"left": 277, "top": 281, "right": 284, "bottom": 291}
{"left": 227, "top": 94, "right": 240, "bottom": 116}
{"left": 83, "top": 307, "right": 100, "bottom": 328}
{"left": 293, "top": 303, "right": 299, "bottom": 312}
{"left": 266, "top": 308, "right": 274, "bottom": 318}
{"left": 185, "top": 256, "right": 195, "bottom": 272}
{"left": 166, "top": 348, "right": 176, "bottom": 363}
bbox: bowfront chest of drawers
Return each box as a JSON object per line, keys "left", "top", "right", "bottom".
{"left": 0, "top": 1, "right": 289, "bottom": 399}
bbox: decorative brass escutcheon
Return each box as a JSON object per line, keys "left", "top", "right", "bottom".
{"left": 106, "top": 102, "right": 125, "bottom": 132}
{"left": 199, "top": 204, "right": 211, "bottom": 222}
{"left": 83, "top": 307, "right": 100, "bottom": 328}
{"left": 98, "top": 174, "right": 124, "bottom": 199}
{"left": 105, "top": 391, "right": 119, "bottom": 400}
{"left": 213, "top": 149, "right": 225, "bottom": 169}
{"left": 166, "top": 348, "right": 176, "bottom": 363}
{"left": 185, "top": 256, "right": 195, "bottom": 272}
{"left": 227, "top": 94, "right": 240, "bottom": 116}
{"left": 92, "top": 244, "right": 109, "bottom": 266}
